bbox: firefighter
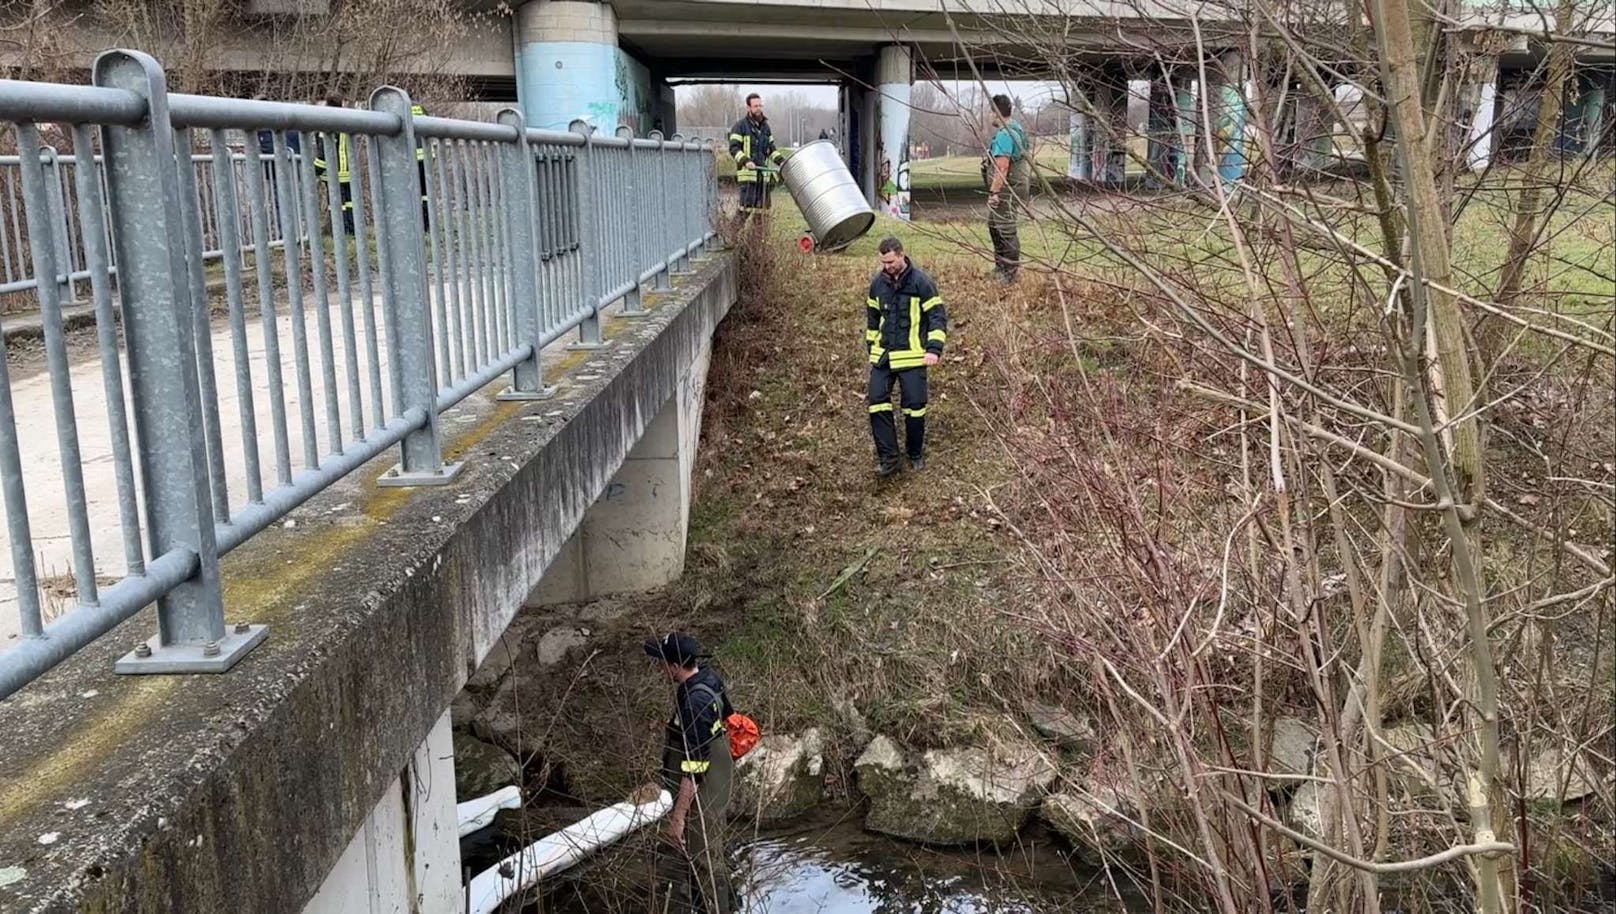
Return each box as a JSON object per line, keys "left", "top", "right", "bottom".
{"left": 645, "top": 632, "right": 736, "bottom": 914}
{"left": 866, "top": 236, "right": 946, "bottom": 477}
{"left": 728, "top": 93, "right": 784, "bottom": 219}
{"left": 313, "top": 94, "right": 354, "bottom": 235}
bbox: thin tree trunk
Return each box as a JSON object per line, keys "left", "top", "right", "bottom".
{"left": 1371, "top": 0, "right": 1507, "bottom": 911}
{"left": 1370, "top": 0, "right": 1485, "bottom": 511}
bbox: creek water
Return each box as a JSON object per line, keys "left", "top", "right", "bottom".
{"left": 728, "top": 807, "right": 1132, "bottom": 914}
{"left": 481, "top": 804, "right": 1137, "bottom": 913}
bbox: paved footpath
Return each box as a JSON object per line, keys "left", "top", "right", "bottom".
{"left": 0, "top": 293, "right": 620, "bottom": 653}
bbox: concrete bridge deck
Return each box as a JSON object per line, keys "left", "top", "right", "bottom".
{"left": 0, "top": 253, "right": 736, "bottom": 913}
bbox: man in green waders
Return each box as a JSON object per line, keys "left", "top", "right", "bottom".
{"left": 985, "top": 94, "right": 1031, "bottom": 283}
{"left": 646, "top": 632, "right": 736, "bottom": 913}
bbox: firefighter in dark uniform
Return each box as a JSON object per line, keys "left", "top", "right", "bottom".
{"left": 729, "top": 93, "right": 784, "bottom": 218}
{"left": 314, "top": 98, "right": 430, "bottom": 235}
{"left": 313, "top": 94, "right": 354, "bottom": 235}
{"left": 645, "top": 632, "right": 735, "bottom": 914}
{"left": 866, "top": 236, "right": 947, "bottom": 477}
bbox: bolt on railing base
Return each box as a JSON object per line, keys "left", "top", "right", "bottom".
{"left": 377, "top": 460, "right": 466, "bottom": 488}
{"left": 496, "top": 386, "right": 558, "bottom": 402}
{"left": 114, "top": 624, "right": 269, "bottom": 675}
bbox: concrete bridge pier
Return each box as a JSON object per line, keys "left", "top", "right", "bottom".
{"left": 303, "top": 711, "right": 461, "bottom": 913}
{"left": 1094, "top": 68, "right": 1130, "bottom": 187}
{"left": 1462, "top": 51, "right": 1503, "bottom": 171}
{"left": 1146, "top": 71, "right": 1195, "bottom": 186}
{"left": 1284, "top": 83, "right": 1336, "bottom": 178}
{"left": 530, "top": 340, "right": 711, "bottom": 605}
{"left": 874, "top": 44, "right": 914, "bottom": 219}
{"left": 1200, "top": 51, "right": 1249, "bottom": 188}
{"left": 515, "top": 1, "right": 622, "bottom": 131}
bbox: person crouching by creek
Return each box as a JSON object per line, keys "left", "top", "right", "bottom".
{"left": 866, "top": 236, "right": 947, "bottom": 477}
{"left": 646, "top": 632, "right": 736, "bottom": 913}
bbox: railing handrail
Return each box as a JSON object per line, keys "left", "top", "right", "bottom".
{"left": 0, "top": 48, "right": 721, "bottom": 699}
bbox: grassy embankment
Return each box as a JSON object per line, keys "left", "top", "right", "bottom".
{"left": 510, "top": 166, "right": 1614, "bottom": 832}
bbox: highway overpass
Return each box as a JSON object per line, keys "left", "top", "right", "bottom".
{"left": 6, "top": 1, "right": 1611, "bottom": 211}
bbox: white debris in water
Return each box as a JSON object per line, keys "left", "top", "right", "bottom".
{"left": 79, "top": 690, "right": 98, "bottom": 699}
{"left": 37, "top": 833, "right": 59, "bottom": 846}
{"left": 63, "top": 799, "right": 90, "bottom": 811}
{"left": 0, "top": 866, "right": 25, "bottom": 888}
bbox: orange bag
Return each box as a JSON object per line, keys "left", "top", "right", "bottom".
{"left": 726, "top": 712, "right": 760, "bottom": 759}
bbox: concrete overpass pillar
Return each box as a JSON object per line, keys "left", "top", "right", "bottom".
{"left": 874, "top": 44, "right": 914, "bottom": 220}
{"left": 1065, "top": 69, "right": 1101, "bottom": 182}
{"left": 515, "top": 1, "right": 622, "bottom": 132}
{"left": 1203, "top": 51, "right": 1249, "bottom": 187}
{"left": 1290, "top": 87, "right": 1334, "bottom": 177}
{"left": 1146, "top": 73, "right": 1195, "bottom": 186}
{"left": 1067, "top": 107, "right": 1092, "bottom": 182}
{"left": 529, "top": 340, "right": 710, "bottom": 605}
{"left": 1094, "top": 72, "right": 1128, "bottom": 187}
{"left": 1567, "top": 71, "right": 1608, "bottom": 156}
{"left": 1463, "top": 57, "right": 1501, "bottom": 171}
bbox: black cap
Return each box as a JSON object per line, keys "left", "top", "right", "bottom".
{"left": 643, "top": 632, "right": 703, "bottom": 666}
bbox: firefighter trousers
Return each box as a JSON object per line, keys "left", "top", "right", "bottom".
{"left": 868, "top": 364, "right": 928, "bottom": 462}
{"left": 654, "top": 750, "right": 735, "bottom": 914}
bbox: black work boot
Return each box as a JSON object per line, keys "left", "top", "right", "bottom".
{"left": 908, "top": 454, "right": 926, "bottom": 472}
{"left": 875, "top": 456, "right": 901, "bottom": 478}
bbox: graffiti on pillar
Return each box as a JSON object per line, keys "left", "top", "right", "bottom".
{"left": 1068, "top": 112, "right": 1090, "bottom": 181}
{"left": 613, "top": 49, "right": 653, "bottom": 135}
{"left": 876, "top": 85, "right": 912, "bottom": 220}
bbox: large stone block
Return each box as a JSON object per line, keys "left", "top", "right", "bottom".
{"left": 855, "top": 735, "right": 1056, "bottom": 845}
{"left": 732, "top": 729, "right": 825, "bottom": 823}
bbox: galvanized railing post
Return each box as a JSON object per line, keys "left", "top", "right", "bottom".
{"left": 568, "top": 120, "right": 607, "bottom": 350}
{"left": 651, "top": 132, "right": 674, "bottom": 293}
{"left": 41, "top": 149, "right": 77, "bottom": 305}
{"left": 684, "top": 138, "right": 709, "bottom": 264}
{"left": 495, "top": 109, "right": 555, "bottom": 401}
{"left": 618, "top": 125, "right": 648, "bottom": 317}
{"left": 372, "top": 87, "right": 463, "bottom": 487}
{"left": 93, "top": 49, "right": 266, "bottom": 674}
{"left": 672, "top": 134, "right": 691, "bottom": 274}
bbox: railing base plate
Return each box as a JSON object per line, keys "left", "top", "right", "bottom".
{"left": 377, "top": 460, "right": 466, "bottom": 488}
{"left": 567, "top": 341, "right": 610, "bottom": 352}
{"left": 496, "top": 386, "right": 558, "bottom": 402}
{"left": 114, "top": 624, "right": 269, "bottom": 675}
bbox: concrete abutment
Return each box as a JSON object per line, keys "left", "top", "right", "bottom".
{"left": 530, "top": 337, "right": 710, "bottom": 605}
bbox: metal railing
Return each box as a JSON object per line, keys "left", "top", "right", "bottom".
{"left": 0, "top": 49, "right": 718, "bottom": 698}
{"left": 1, "top": 148, "right": 306, "bottom": 300}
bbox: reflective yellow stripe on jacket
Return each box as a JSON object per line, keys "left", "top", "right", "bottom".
{"left": 872, "top": 295, "right": 929, "bottom": 369}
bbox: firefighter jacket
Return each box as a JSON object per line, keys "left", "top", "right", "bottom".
{"left": 729, "top": 115, "right": 783, "bottom": 184}
{"left": 313, "top": 131, "right": 351, "bottom": 182}
{"left": 867, "top": 259, "right": 947, "bottom": 371}
{"left": 314, "top": 104, "right": 426, "bottom": 182}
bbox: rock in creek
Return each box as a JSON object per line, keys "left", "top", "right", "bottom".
{"left": 732, "top": 729, "right": 825, "bottom": 823}
{"left": 855, "top": 735, "right": 1056, "bottom": 845}
{"left": 1041, "top": 784, "right": 1142, "bottom": 868}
